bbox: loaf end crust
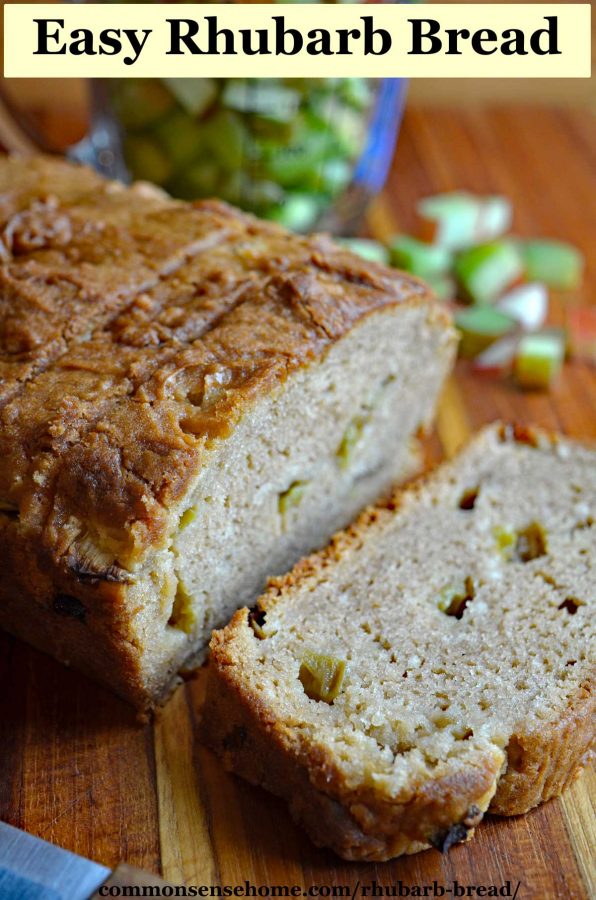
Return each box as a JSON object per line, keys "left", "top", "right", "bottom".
{"left": 202, "top": 423, "right": 595, "bottom": 859}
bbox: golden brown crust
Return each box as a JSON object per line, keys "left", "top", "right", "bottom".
{"left": 491, "top": 678, "right": 595, "bottom": 815}
{"left": 0, "top": 155, "right": 446, "bottom": 576}
{"left": 0, "top": 513, "right": 147, "bottom": 705}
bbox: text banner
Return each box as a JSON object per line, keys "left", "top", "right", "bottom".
{"left": 3, "top": 4, "right": 591, "bottom": 79}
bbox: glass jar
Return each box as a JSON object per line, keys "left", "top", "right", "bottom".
{"left": 102, "top": 73, "right": 405, "bottom": 233}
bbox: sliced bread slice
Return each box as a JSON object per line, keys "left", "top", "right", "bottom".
{"left": 202, "top": 423, "right": 595, "bottom": 861}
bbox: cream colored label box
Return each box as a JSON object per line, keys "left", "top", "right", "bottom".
{"left": 3, "top": 4, "right": 591, "bottom": 79}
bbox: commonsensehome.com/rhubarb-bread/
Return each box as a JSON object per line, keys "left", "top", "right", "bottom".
{"left": 0, "top": 155, "right": 456, "bottom": 709}
{"left": 203, "top": 424, "right": 595, "bottom": 861}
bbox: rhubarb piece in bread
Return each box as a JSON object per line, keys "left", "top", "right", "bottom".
{"left": 203, "top": 424, "right": 595, "bottom": 860}
{"left": 0, "top": 156, "right": 456, "bottom": 709}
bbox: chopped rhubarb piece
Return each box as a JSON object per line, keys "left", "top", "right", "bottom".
{"left": 427, "top": 275, "right": 457, "bottom": 302}
{"left": 337, "top": 238, "right": 389, "bottom": 265}
{"left": 497, "top": 283, "right": 548, "bottom": 331}
{"left": 455, "top": 307, "right": 516, "bottom": 359}
{"left": 542, "top": 326, "right": 572, "bottom": 360}
{"left": 567, "top": 306, "right": 596, "bottom": 364}
{"left": 162, "top": 78, "right": 217, "bottom": 117}
{"left": 417, "top": 193, "right": 479, "bottom": 250}
{"left": 389, "top": 235, "right": 451, "bottom": 279}
{"left": 417, "top": 192, "right": 512, "bottom": 250}
{"left": 476, "top": 196, "right": 513, "bottom": 243}
{"left": 519, "top": 239, "right": 584, "bottom": 290}
{"left": 514, "top": 333, "right": 565, "bottom": 390}
{"left": 454, "top": 241, "right": 523, "bottom": 305}
{"left": 472, "top": 336, "right": 518, "bottom": 375}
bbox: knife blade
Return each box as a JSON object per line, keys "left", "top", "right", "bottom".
{"left": 0, "top": 821, "right": 170, "bottom": 899}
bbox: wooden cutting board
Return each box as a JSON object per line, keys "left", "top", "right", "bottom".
{"left": 0, "top": 106, "right": 594, "bottom": 900}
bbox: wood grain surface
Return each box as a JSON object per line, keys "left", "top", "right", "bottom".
{"left": 0, "top": 106, "right": 594, "bottom": 900}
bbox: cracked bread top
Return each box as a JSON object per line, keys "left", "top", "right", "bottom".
{"left": 0, "top": 156, "right": 453, "bottom": 577}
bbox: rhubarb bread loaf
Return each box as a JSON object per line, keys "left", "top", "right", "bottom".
{"left": 203, "top": 424, "right": 595, "bottom": 860}
{"left": 0, "top": 155, "right": 456, "bottom": 709}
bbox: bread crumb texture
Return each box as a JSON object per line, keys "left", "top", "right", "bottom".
{"left": 205, "top": 424, "right": 595, "bottom": 860}
{"left": 0, "top": 155, "right": 455, "bottom": 707}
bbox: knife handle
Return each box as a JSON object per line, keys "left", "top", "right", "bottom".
{"left": 90, "top": 864, "right": 172, "bottom": 897}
